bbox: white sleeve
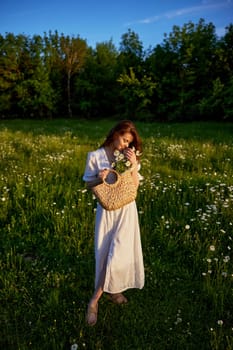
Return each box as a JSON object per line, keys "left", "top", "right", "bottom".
{"left": 83, "top": 151, "right": 98, "bottom": 182}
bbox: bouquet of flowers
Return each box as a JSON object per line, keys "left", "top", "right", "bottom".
{"left": 111, "top": 146, "right": 142, "bottom": 174}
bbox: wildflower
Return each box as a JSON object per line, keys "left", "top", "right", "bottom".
{"left": 217, "top": 320, "right": 223, "bottom": 326}
{"left": 175, "top": 317, "right": 182, "bottom": 325}
{"left": 223, "top": 256, "right": 230, "bottom": 263}
{"left": 112, "top": 147, "right": 141, "bottom": 174}
{"left": 71, "top": 344, "right": 78, "bottom": 350}
{"left": 209, "top": 245, "right": 215, "bottom": 251}
{"left": 185, "top": 224, "right": 190, "bottom": 230}
{"left": 114, "top": 149, "right": 120, "bottom": 157}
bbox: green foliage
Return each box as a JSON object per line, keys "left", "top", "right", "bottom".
{"left": 0, "top": 19, "right": 233, "bottom": 121}
{"left": 74, "top": 42, "right": 119, "bottom": 118}
{"left": 117, "top": 67, "right": 157, "bottom": 118}
{"left": 0, "top": 119, "right": 233, "bottom": 349}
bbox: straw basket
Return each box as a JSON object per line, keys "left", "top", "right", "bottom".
{"left": 92, "top": 169, "right": 137, "bottom": 210}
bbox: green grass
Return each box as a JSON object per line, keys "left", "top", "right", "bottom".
{"left": 0, "top": 119, "right": 233, "bottom": 350}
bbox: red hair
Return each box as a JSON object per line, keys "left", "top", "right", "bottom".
{"left": 101, "top": 120, "right": 142, "bottom": 159}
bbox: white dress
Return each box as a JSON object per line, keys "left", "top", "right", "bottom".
{"left": 83, "top": 147, "right": 144, "bottom": 293}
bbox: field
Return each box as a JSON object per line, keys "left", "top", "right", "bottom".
{"left": 0, "top": 119, "right": 233, "bottom": 350}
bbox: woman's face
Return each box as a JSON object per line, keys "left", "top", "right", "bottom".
{"left": 113, "top": 132, "right": 133, "bottom": 151}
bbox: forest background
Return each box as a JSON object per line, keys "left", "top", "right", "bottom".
{"left": 0, "top": 18, "right": 232, "bottom": 122}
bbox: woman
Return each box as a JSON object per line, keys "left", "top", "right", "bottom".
{"left": 83, "top": 120, "right": 144, "bottom": 326}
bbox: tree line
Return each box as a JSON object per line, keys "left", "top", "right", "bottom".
{"left": 0, "top": 19, "right": 232, "bottom": 122}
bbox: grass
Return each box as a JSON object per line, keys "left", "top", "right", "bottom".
{"left": 0, "top": 119, "right": 233, "bottom": 350}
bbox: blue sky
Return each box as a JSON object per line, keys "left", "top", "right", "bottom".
{"left": 1, "top": 0, "right": 232, "bottom": 49}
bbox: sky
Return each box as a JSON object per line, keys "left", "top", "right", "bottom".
{"left": 1, "top": 0, "right": 233, "bottom": 49}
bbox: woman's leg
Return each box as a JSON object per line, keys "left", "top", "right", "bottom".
{"left": 86, "top": 287, "right": 103, "bottom": 326}
{"left": 86, "top": 268, "right": 105, "bottom": 326}
{"left": 109, "top": 292, "right": 128, "bottom": 304}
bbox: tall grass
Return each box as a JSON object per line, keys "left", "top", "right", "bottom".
{"left": 0, "top": 119, "right": 233, "bottom": 350}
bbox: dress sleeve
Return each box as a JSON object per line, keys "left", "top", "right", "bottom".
{"left": 83, "top": 151, "right": 98, "bottom": 182}
{"left": 137, "top": 162, "right": 144, "bottom": 181}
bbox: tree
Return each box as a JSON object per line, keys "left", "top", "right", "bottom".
{"left": 118, "top": 29, "right": 144, "bottom": 75}
{"left": 145, "top": 19, "right": 219, "bottom": 120}
{"left": 0, "top": 33, "right": 25, "bottom": 116}
{"left": 117, "top": 67, "right": 156, "bottom": 119}
{"left": 59, "top": 35, "right": 87, "bottom": 117}
{"left": 74, "top": 40, "right": 119, "bottom": 118}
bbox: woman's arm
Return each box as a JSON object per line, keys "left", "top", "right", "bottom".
{"left": 130, "top": 166, "right": 140, "bottom": 189}
{"left": 123, "top": 148, "right": 140, "bottom": 188}
{"left": 85, "top": 169, "right": 110, "bottom": 189}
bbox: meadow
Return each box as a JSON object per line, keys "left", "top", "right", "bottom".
{"left": 0, "top": 119, "right": 233, "bottom": 350}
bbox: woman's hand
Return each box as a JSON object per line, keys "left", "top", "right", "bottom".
{"left": 98, "top": 169, "right": 110, "bottom": 181}
{"left": 123, "top": 148, "right": 137, "bottom": 165}
{"left": 86, "top": 169, "right": 110, "bottom": 189}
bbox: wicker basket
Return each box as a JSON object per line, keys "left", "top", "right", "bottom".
{"left": 92, "top": 169, "right": 137, "bottom": 210}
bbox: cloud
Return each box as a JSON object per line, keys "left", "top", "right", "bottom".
{"left": 127, "top": 1, "right": 231, "bottom": 26}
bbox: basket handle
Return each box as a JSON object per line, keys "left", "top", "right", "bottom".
{"left": 103, "top": 169, "right": 120, "bottom": 186}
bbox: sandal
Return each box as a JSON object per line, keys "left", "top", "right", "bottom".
{"left": 109, "top": 293, "right": 128, "bottom": 304}
{"left": 86, "top": 303, "right": 98, "bottom": 326}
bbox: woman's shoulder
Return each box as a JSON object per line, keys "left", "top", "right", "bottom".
{"left": 88, "top": 147, "right": 104, "bottom": 158}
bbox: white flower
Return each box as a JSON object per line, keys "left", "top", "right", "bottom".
{"left": 136, "top": 150, "right": 142, "bottom": 156}
{"left": 112, "top": 147, "right": 141, "bottom": 174}
{"left": 185, "top": 224, "right": 190, "bottom": 230}
{"left": 71, "top": 343, "right": 78, "bottom": 350}
{"left": 113, "top": 149, "right": 120, "bottom": 156}
{"left": 217, "top": 320, "right": 223, "bottom": 326}
{"left": 209, "top": 245, "right": 215, "bottom": 251}
{"left": 118, "top": 153, "right": 124, "bottom": 161}
{"left": 223, "top": 256, "right": 230, "bottom": 263}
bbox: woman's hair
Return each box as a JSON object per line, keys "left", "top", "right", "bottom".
{"left": 101, "top": 120, "right": 142, "bottom": 158}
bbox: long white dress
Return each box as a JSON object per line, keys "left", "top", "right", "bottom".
{"left": 83, "top": 147, "right": 144, "bottom": 293}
